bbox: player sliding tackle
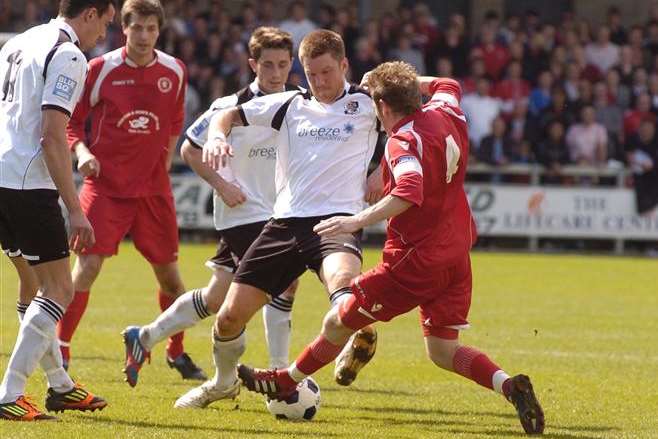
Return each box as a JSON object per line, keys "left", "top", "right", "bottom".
{"left": 199, "top": 29, "right": 384, "bottom": 404}
{"left": 236, "top": 62, "right": 545, "bottom": 435}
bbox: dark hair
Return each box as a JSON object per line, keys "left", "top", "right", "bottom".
{"left": 121, "top": 0, "right": 165, "bottom": 29}
{"left": 59, "top": 0, "right": 114, "bottom": 18}
{"left": 248, "top": 27, "right": 293, "bottom": 60}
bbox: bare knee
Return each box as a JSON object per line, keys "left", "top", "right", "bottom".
{"left": 425, "top": 338, "right": 460, "bottom": 371}
{"left": 214, "top": 310, "right": 243, "bottom": 338}
{"left": 324, "top": 268, "right": 357, "bottom": 292}
{"left": 72, "top": 255, "right": 104, "bottom": 290}
{"left": 40, "top": 275, "right": 74, "bottom": 308}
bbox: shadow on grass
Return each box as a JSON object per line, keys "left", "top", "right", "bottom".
{"left": 322, "top": 386, "right": 416, "bottom": 397}
{"left": 68, "top": 413, "right": 339, "bottom": 436}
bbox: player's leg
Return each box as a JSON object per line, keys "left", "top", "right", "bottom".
{"left": 10, "top": 256, "right": 75, "bottom": 395}
{"left": 317, "top": 250, "right": 378, "bottom": 385}
{"left": 59, "top": 186, "right": 129, "bottom": 368}
{"left": 262, "top": 278, "right": 298, "bottom": 368}
{"left": 59, "top": 253, "right": 104, "bottom": 367}
{"left": 421, "top": 255, "right": 544, "bottom": 435}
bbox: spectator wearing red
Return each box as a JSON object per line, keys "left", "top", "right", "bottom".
{"left": 624, "top": 93, "right": 656, "bottom": 137}
{"left": 493, "top": 60, "right": 531, "bottom": 114}
{"left": 473, "top": 25, "right": 510, "bottom": 80}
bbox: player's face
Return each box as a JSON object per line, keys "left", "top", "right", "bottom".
{"left": 123, "top": 14, "right": 160, "bottom": 58}
{"left": 303, "top": 53, "right": 348, "bottom": 103}
{"left": 79, "top": 5, "right": 116, "bottom": 51}
{"left": 250, "top": 48, "right": 292, "bottom": 94}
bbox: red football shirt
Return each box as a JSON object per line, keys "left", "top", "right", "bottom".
{"left": 382, "top": 78, "right": 477, "bottom": 269}
{"left": 67, "top": 47, "right": 186, "bottom": 197}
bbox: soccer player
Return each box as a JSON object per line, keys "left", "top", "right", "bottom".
{"left": 236, "top": 62, "right": 546, "bottom": 435}
{"left": 61, "top": 0, "right": 205, "bottom": 380}
{"left": 196, "top": 29, "right": 384, "bottom": 402}
{"left": 121, "top": 27, "right": 303, "bottom": 405}
{"left": 0, "top": 0, "right": 114, "bottom": 421}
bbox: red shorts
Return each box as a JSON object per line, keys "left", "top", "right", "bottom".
{"left": 351, "top": 249, "right": 472, "bottom": 338}
{"left": 79, "top": 184, "right": 179, "bottom": 264}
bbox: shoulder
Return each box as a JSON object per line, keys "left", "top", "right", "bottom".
{"left": 155, "top": 49, "right": 186, "bottom": 77}
{"left": 347, "top": 83, "right": 371, "bottom": 98}
{"left": 210, "top": 93, "right": 239, "bottom": 111}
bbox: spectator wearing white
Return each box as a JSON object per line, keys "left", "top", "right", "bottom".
{"left": 279, "top": 0, "right": 317, "bottom": 53}
{"left": 461, "top": 77, "right": 503, "bottom": 149}
{"left": 566, "top": 105, "right": 608, "bottom": 166}
{"left": 585, "top": 26, "right": 620, "bottom": 75}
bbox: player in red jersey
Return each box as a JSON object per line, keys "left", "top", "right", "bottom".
{"left": 61, "top": 0, "right": 206, "bottom": 380}
{"left": 237, "top": 62, "right": 545, "bottom": 435}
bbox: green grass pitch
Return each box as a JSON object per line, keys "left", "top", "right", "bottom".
{"left": 1, "top": 243, "right": 657, "bottom": 438}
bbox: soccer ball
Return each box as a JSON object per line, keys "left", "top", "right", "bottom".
{"left": 266, "top": 377, "right": 321, "bottom": 421}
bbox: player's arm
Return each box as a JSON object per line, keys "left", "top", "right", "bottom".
{"left": 203, "top": 107, "right": 244, "bottom": 170}
{"left": 166, "top": 135, "right": 178, "bottom": 172}
{"left": 67, "top": 58, "right": 102, "bottom": 178}
{"left": 181, "top": 139, "right": 245, "bottom": 207}
{"left": 42, "top": 44, "right": 94, "bottom": 251}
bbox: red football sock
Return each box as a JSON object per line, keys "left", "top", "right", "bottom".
{"left": 56, "top": 290, "right": 90, "bottom": 361}
{"left": 452, "top": 345, "right": 508, "bottom": 394}
{"left": 292, "top": 334, "right": 344, "bottom": 378}
{"left": 159, "top": 290, "right": 184, "bottom": 359}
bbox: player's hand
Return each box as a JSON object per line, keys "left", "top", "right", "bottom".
{"left": 360, "top": 71, "right": 372, "bottom": 90}
{"left": 313, "top": 216, "right": 361, "bottom": 237}
{"left": 68, "top": 210, "right": 95, "bottom": 253}
{"left": 216, "top": 180, "right": 246, "bottom": 207}
{"left": 365, "top": 166, "right": 384, "bottom": 205}
{"left": 77, "top": 152, "right": 100, "bottom": 177}
{"left": 203, "top": 136, "right": 233, "bottom": 170}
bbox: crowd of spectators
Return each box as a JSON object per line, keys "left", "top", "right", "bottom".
{"left": 2, "top": 0, "right": 658, "bottom": 210}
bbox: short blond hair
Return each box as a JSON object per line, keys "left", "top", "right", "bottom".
{"left": 299, "top": 29, "right": 345, "bottom": 62}
{"left": 366, "top": 61, "right": 421, "bottom": 116}
{"left": 248, "top": 27, "right": 293, "bottom": 60}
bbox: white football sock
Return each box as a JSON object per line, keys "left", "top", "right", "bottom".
{"left": 0, "top": 297, "right": 63, "bottom": 403}
{"left": 16, "top": 303, "right": 74, "bottom": 393}
{"left": 210, "top": 328, "right": 246, "bottom": 389}
{"left": 263, "top": 296, "right": 293, "bottom": 369}
{"left": 139, "top": 289, "right": 210, "bottom": 351}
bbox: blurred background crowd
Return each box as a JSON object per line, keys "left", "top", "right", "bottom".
{"left": 2, "top": 0, "right": 658, "bottom": 210}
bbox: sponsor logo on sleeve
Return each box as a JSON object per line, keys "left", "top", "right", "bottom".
{"left": 52, "top": 75, "right": 77, "bottom": 101}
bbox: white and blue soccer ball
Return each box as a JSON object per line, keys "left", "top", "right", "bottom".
{"left": 266, "top": 377, "right": 321, "bottom": 421}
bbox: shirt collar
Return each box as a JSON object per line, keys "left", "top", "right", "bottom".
{"left": 50, "top": 18, "right": 80, "bottom": 46}
{"left": 312, "top": 81, "right": 350, "bottom": 105}
{"left": 121, "top": 46, "right": 159, "bottom": 68}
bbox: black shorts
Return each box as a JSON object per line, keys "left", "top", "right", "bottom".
{"left": 206, "top": 221, "right": 268, "bottom": 272}
{"left": 233, "top": 214, "right": 363, "bottom": 298}
{"left": 0, "top": 188, "right": 69, "bottom": 265}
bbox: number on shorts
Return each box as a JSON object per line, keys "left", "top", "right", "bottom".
{"left": 445, "top": 134, "right": 460, "bottom": 183}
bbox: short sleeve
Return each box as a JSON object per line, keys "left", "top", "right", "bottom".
{"left": 428, "top": 78, "right": 462, "bottom": 107}
{"left": 185, "top": 95, "right": 237, "bottom": 148}
{"left": 238, "top": 91, "right": 299, "bottom": 131}
{"left": 41, "top": 43, "right": 87, "bottom": 117}
{"left": 385, "top": 134, "right": 424, "bottom": 206}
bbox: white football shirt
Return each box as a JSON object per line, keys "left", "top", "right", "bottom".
{"left": 238, "top": 81, "right": 379, "bottom": 218}
{"left": 0, "top": 19, "right": 87, "bottom": 190}
{"left": 186, "top": 81, "right": 304, "bottom": 230}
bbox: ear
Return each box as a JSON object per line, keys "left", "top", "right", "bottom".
{"left": 248, "top": 58, "right": 258, "bottom": 73}
{"left": 85, "top": 7, "right": 99, "bottom": 22}
{"left": 340, "top": 57, "right": 349, "bottom": 73}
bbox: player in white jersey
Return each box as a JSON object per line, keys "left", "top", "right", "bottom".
{"left": 122, "top": 27, "right": 304, "bottom": 407}
{"left": 0, "top": 0, "right": 115, "bottom": 421}
{"left": 198, "top": 30, "right": 385, "bottom": 399}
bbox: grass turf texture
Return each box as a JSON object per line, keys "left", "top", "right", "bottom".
{"left": 1, "top": 243, "right": 657, "bottom": 438}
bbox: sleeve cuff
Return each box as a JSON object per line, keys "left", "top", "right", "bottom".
{"left": 41, "top": 104, "right": 71, "bottom": 118}
{"left": 185, "top": 135, "right": 203, "bottom": 149}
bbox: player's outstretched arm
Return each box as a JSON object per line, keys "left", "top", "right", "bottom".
{"left": 417, "top": 76, "right": 460, "bottom": 96}
{"left": 41, "top": 109, "right": 95, "bottom": 251}
{"left": 181, "top": 140, "right": 246, "bottom": 207}
{"left": 313, "top": 195, "right": 413, "bottom": 237}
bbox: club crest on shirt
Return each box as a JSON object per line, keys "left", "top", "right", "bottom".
{"left": 344, "top": 100, "right": 359, "bottom": 115}
{"left": 157, "top": 76, "right": 173, "bottom": 93}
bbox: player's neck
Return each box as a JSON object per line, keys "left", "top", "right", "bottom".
{"left": 385, "top": 113, "right": 408, "bottom": 135}
{"left": 256, "top": 79, "right": 285, "bottom": 95}
{"left": 125, "top": 46, "right": 156, "bottom": 67}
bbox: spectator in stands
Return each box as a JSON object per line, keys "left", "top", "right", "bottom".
{"left": 461, "top": 56, "right": 487, "bottom": 94}
{"left": 615, "top": 45, "right": 636, "bottom": 86}
{"left": 535, "top": 120, "right": 571, "bottom": 184}
{"left": 461, "top": 78, "right": 503, "bottom": 150}
{"left": 389, "top": 33, "right": 426, "bottom": 75}
{"left": 567, "top": 105, "right": 608, "bottom": 166}
{"left": 493, "top": 60, "right": 530, "bottom": 114}
{"left": 626, "top": 119, "right": 658, "bottom": 213}
{"left": 594, "top": 81, "right": 624, "bottom": 160}
{"left": 433, "top": 24, "right": 470, "bottom": 78}
{"left": 585, "top": 26, "right": 620, "bottom": 75}
{"left": 536, "top": 86, "right": 576, "bottom": 140}
{"left": 528, "top": 70, "right": 553, "bottom": 116}
{"left": 648, "top": 73, "right": 658, "bottom": 110}
{"left": 563, "top": 63, "right": 582, "bottom": 102}
{"left": 435, "top": 57, "right": 453, "bottom": 78}
{"left": 478, "top": 116, "right": 516, "bottom": 166}
{"left": 473, "top": 24, "right": 510, "bottom": 80}
{"left": 279, "top": 0, "right": 317, "bottom": 52}
{"left": 624, "top": 93, "right": 656, "bottom": 137}
{"left": 523, "top": 32, "right": 549, "bottom": 82}
{"left": 350, "top": 37, "right": 380, "bottom": 83}
{"left": 607, "top": 6, "right": 628, "bottom": 45}
{"left": 606, "top": 68, "right": 632, "bottom": 109}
